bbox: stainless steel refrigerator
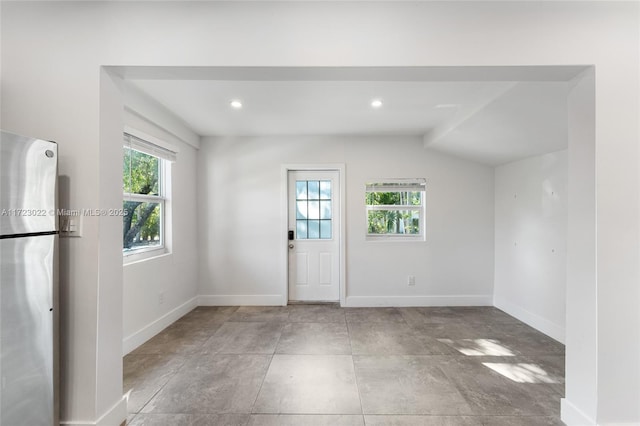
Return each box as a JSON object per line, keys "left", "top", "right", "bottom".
{"left": 0, "top": 130, "right": 58, "bottom": 425}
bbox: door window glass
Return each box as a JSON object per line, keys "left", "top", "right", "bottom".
{"left": 296, "top": 180, "right": 332, "bottom": 239}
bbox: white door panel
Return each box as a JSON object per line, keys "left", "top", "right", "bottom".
{"left": 319, "top": 252, "right": 332, "bottom": 285}
{"left": 288, "top": 170, "right": 340, "bottom": 302}
{"left": 295, "top": 252, "right": 309, "bottom": 285}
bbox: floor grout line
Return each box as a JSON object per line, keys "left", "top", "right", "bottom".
{"left": 247, "top": 351, "right": 277, "bottom": 415}
{"left": 346, "top": 320, "right": 366, "bottom": 419}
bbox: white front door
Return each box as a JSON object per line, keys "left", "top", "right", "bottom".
{"left": 288, "top": 170, "right": 340, "bottom": 302}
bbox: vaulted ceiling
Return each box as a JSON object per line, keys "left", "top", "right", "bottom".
{"left": 123, "top": 66, "right": 580, "bottom": 166}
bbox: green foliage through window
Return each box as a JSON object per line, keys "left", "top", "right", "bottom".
{"left": 123, "top": 148, "right": 159, "bottom": 195}
{"left": 123, "top": 146, "right": 163, "bottom": 252}
{"left": 366, "top": 181, "right": 425, "bottom": 238}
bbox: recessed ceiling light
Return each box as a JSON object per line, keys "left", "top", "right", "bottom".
{"left": 371, "top": 99, "right": 383, "bottom": 108}
{"left": 230, "top": 100, "right": 243, "bottom": 109}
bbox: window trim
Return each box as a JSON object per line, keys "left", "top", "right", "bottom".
{"left": 123, "top": 133, "right": 174, "bottom": 259}
{"left": 365, "top": 178, "right": 426, "bottom": 241}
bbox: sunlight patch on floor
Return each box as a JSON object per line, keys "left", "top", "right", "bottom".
{"left": 438, "top": 338, "right": 516, "bottom": 356}
{"left": 482, "top": 362, "right": 561, "bottom": 383}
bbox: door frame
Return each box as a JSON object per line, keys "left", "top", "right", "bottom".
{"left": 281, "top": 164, "right": 346, "bottom": 307}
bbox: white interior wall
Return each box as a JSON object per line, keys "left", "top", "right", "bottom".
{"left": 564, "top": 69, "right": 598, "bottom": 425}
{"left": 95, "top": 69, "right": 126, "bottom": 425}
{"left": 494, "top": 150, "right": 568, "bottom": 343}
{"left": 197, "top": 136, "right": 495, "bottom": 306}
{"left": 346, "top": 139, "right": 495, "bottom": 305}
{"left": 1, "top": 2, "right": 638, "bottom": 425}
{"left": 121, "top": 97, "right": 200, "bottom": 355}
{"left": 2, "top": 4, "right": 108, "bottom": 420}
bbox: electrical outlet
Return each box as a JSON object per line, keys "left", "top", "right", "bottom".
{"left": 159, "top": 291, "right": 166, "bottom": 305}
{"left": 408, "top": 275, "right": 415, "bottom": 286}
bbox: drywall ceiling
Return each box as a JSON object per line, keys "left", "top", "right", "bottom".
{"left": 124, "top": 66, "right": 576, "bottom": 166}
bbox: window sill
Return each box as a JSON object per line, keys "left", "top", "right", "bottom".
{"left": 366, "top": 235, "right": 426, "bottom": 242}
{"left": 123, "top": 247, "right": 170, "bottom": 265}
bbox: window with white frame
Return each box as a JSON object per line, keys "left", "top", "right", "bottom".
{"left": 122, "top": 133, "right": 175, "bottom": 256}
{"left": 365, "top": 179, "right": 426, "bottom": 240}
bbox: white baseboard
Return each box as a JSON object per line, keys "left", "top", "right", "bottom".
{"left": 494, "top": 297, "right": 565, "bottom": 343}
{"left": 198, "top": 294, "right": 284, "bottom": 306}
{"left": 60, "top": 395, "right": 127, "bottom": 426}
{"left": 561, "top": 398, "right": 596, "bottom": 425}
{"left": 96, "top": 396, "right": 128, "bottom": 426}
{"left": 598, "top": 424, "right": 640, "bottom": 426}
{"left": 122, "top": 296, "right": 198, "bottom": 355}
{"left": 598, "top": 423, "right": 640, "bottom": 426}
{"left": 345, "top": 295, "right": 493, "bottom": 307}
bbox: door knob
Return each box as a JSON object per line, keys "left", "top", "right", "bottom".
{"left": 288, "top": 244, "right": 294, "bottom": 249}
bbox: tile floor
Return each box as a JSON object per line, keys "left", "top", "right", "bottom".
{"left": 124, "top": 305, "right": 565, "bottom": 426}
